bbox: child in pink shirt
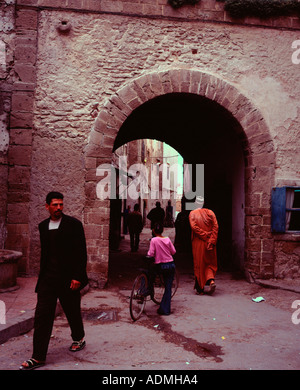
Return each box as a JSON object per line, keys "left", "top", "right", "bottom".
{"left": 147, "top": 223, "right": 176, "bottom": 315}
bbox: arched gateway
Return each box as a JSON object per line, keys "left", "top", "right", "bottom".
{"left": 84, "top": 69, "right": 275, "bottom": 287}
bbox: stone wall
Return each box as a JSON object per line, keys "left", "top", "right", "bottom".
{"left": 3, "top": 0, "right": 300, "bottom": 282}
{"left": 274, "top": 235, "right": 300, "bottom": 279}
{"left": 3, "top": 2, "right": 37, "bottom": 273}
{"left": 0, "top": 1, "right": 16, "bottom": 249}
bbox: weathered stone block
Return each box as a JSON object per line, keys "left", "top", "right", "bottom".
{"left": 180, "top": 69, "right": 191, "bottom": 93}
{"left": 67, "top": 0, "right": 82, "bottom": 9}
{"left": 169, "top": 69, "right": 181, "bottom": 93}
{"left": 150, "top": 73, "right": 164, "bottom": 96}
{"left": 245, "top": 238, "right": 261, "bottom": 252}
{"left": 262, "top": 239, "right": 274, "bottom": 253}
{"left": 14, "top": 45, "right": 36, "bottom": 64}
{"left": 14, "top": 64, "right": 36, "bottom": 84}
{"left": 9, "top": 128, "right": 33, "bottom": 146}
{"left": 17, "top": 0, "right": 38, "bottom": 5}
{"left": 16, "top": 9, "right": 38, "bottom": 30}
{"left": 7, "top": 204, "right": 29, "bottom": 224}
{"left": 101, "top": 0, "right": 123, "bottom": 13}
{"left": 12, "top": 92, "right": 34, "bottom": 112}
{"left": 85, "top": 156, "right": 97, "bottom": 170}
{"left": 8, "top": 145, "right": 32, "bottom": 166}
{"left": 84, "top": 224, "right": 102, "bottom": 240}
{"left": 87, "top": 211, "right": 109, "bottom": 225}
{"left": 81, "top": 0, "right": 102, "bottom": 11}
{"left": 143, "top": 4, "right": 163, "bottom": 16}
{"left": 8, "top": 166, "right": 30, "bottom": 186}
{"left": 37, "top": 0, "right": 67, "bottom": 7}
{"left": 190, "top": 71, "right": 202, "bottom": 94}
{"left": 89, "top": 130, "right": 103, "bottom": 146}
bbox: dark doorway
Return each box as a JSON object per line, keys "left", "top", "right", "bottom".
{"left": 112, "top": 93, "right": 245, "bottom": 272}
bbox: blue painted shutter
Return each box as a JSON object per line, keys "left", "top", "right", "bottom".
{"left": 271, "top": 187, "right": 286, "bottom": 233}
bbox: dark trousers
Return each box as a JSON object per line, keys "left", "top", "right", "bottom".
{"left": 32, "top": 285, "right": 84, "bottom": 361}
{"left": 148, "top": 262, "right": 175, "bottom": 315}
{"left": 158, "top": 262, "right": 175, "bottom": 315}
{"left": 129, "top": 232, "right": 140, "bottom": 251}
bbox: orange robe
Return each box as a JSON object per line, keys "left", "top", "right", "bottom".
{"left": 189, "top": 208, "right": 219, "bottom": 290}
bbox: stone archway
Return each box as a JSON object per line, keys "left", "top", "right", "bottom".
{"left": 84, "top": 69, "right": 275, "bottom": 286}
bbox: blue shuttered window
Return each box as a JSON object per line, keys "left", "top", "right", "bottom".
{"left": 271, "top": 187, "right": 300, "bottom": 233}
{"left": 271, "top": 187, "right": 286, "bottom": 233}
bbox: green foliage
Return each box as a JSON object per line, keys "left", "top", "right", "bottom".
{"left": 168, "top": 0, "right": 201, "bottom": 9}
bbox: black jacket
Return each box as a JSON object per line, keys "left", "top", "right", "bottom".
{"left": 147, "top": 206, "right": 165, "bottom": 229}
{"left": 35, "top": 213, "right": 88, "bottom": 292}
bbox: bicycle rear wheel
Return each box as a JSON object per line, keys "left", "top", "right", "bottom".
{"left": 129, "top": 273, "right": 148, "bottom": 321}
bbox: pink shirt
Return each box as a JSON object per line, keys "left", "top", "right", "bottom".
{"left": 147, "top": 236, "right": 176, "bottom": 264}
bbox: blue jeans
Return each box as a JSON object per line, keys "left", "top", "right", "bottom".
{"left": 157, "top": 262, "right": 175, "bottom": 315}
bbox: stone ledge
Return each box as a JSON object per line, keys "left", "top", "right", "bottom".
{"left": 255, "top": 278, "right": 300, "bottom": 294}
{"left": 273, "top": 233, "right": 300, "bottom": 242}
{"left": 0, "top": 310, "right": 35, "bottom": 345}
{"left": 15, "top": 0, "right": 300, "bottom": 31}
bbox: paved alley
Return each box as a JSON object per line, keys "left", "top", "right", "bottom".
{"left": 0, "top": 228, "right": 300, "bottom": 371}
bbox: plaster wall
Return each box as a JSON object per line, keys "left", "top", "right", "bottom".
{"left": 34, "top": 11, "right": 300, "bottom": 181}
{"left": 26, "top": 10, "right": 300, "bottom": 280}
{"left": 3, "top": 1, "right": 299, "bottom": 282}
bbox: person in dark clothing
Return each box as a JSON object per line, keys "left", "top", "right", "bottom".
{"left": 20, "top": 191, "right": 88, "bottom": 370}
{"left": 123, "top": 205, "right": 131, "bottom": 234}
{"left": 174, "top": 198, "right": 192, "bottom": 254}
{"left": 165, "top": 200, "right": 174, "bottom": 227}
{"left": 147, "top": 201, "right": 165, "bottom": 230}
{"left": 127, "top": 204, "right": 143, "bottom": 252}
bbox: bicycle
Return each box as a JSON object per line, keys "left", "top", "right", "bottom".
{"left": 129, "top": 261, "right": 179, "bottom": 321}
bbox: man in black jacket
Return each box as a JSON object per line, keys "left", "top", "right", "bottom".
{"left": 20, "top": 192, "right": 88, "bottom": 370}
{"left": 147, "top": 201, "right": 165, "bottom": 229}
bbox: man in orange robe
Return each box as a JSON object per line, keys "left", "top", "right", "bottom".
{"left": 189, "top": 197, "right": 219, "bottom": 295}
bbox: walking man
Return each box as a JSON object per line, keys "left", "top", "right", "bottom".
{"left": 127, "top": 203, "right": 143, "bottom": 252}
{"left": 20, "top": 191, "right": 88, "bottom": 370}
{"left": 147, "top": 201, "right": 165, "bottom": 230}
{"left": 189, "top": 196, "right": 218, "bottom": 295}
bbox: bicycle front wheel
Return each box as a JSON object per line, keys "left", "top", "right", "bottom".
{"left": 129, "top": 273, "right": 148, "bottom": 321}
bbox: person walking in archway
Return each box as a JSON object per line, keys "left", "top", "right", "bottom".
{"left": 189, "top": 196, "right": 219, "bottom": 295}
{"left": 127, "top": 203, "right": 143, "bottom": 252}
{"left": 165, "top": 200, "right": 174, "bottom": 227}
{"left": 147, "top": 201, "right": 165, "bottom": 235}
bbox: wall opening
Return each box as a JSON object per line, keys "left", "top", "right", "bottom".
{"left": 85, "top": 69, "right": 275, "bottom": 285}
{"left": 111, "top": 92, "right": 245, "bottom": 273}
